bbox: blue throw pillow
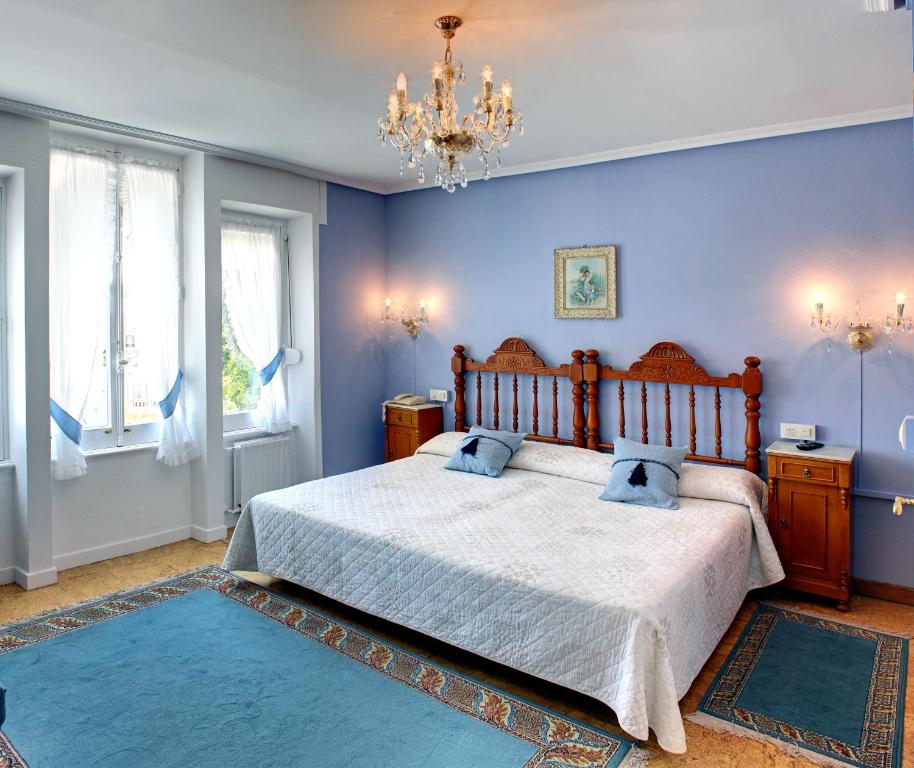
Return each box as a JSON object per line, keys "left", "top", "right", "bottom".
{"left": 444, "top": 426, "right": 527, "bottom": 478}
{"left": 599, "top": 436, "right": 686, "bottom": 509}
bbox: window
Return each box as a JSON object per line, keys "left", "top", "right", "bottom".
{"left": 221, "top": 215, "right": 289, "bottom": 432}
{"left": 49, "top": 145, "right": 182, "bottom": 454}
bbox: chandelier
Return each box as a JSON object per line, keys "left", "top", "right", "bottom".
{"left": 377, "top": 15, "right": 524, "bottom": 193}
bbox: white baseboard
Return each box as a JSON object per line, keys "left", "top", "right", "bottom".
{"left": 53, "top": 526, "right": 192, "bottom": 573}
{"left": 0, "top": 565, "right": 14, "bottom": 585}
{"left": 224, "top": 510, "right": 241, "bottom": 529}
{"left": 14, "top": 565, "right": 59, "bottom": 590}
{"left": 190, "top": 524, "right": 227, "bottom": 544}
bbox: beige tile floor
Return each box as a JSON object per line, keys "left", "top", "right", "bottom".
{"left": 0, "top": 536, "right": 911, "bottom": 767}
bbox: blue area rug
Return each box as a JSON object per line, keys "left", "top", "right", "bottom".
{"left": 0, "top": 567, "right": 638, "bottom": 768}
{"left": 692, "top": 604, "right": 907, "bottom": 768}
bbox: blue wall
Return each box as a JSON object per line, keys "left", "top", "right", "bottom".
{"left": 319, "top": 183, "right": 387, "bottom": 476}
{"left": 382, "top": 119, "right": 914, "bottom": 588}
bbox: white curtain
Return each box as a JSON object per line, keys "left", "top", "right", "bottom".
{"left": 49, "top": 149, "right": 116, "bottom": 480}
{"left": 120, "top": 161, "right": 197, "bottom": 465}
{"left": 221, "top": 221, "right": 291, "bottom": 433}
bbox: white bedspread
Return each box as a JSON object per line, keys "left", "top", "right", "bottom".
{"left": 223, "top": 433, "right": 784, "bottom": 752}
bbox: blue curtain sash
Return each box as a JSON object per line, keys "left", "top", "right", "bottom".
{"left": 260, "top": 348, "right": 284, "bottom": 386}
{"left": 159, "top": 369, "right": 184, "bottom": 420}
{"left": 50, "top": 398, "right": 82, "bottom": 445}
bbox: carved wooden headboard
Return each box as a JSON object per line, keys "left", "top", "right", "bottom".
{"left": 451, "top": 338, "right": 763, "bottom": 474}
{"left": 451, "top": 338, "right": 585, "bottom": 446}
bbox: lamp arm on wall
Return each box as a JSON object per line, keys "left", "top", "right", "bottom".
{"left": 892, "top": 496, "right": 913, "bottom": 516}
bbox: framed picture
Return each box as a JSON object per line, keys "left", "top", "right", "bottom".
{"left": 553, "top": 245, "right": 617, "bottom": 319}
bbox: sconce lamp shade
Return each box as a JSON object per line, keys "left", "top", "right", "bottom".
{"left": 901, "top": 416, "right": 914, "bottom": 452}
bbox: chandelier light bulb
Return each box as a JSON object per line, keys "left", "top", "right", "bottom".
{"left": 482, "top": 65, "right": 493, "bottom": 82}
{"left": 896, "top": 291, "right": 906, "bottom": 307}
{"left": 396, "top": 72, "right": 408, "bottom": 93}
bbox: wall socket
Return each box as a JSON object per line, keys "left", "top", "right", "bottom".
{"left": 780, "top": 422, "right": 816, "bottom": 440}
{"left": 429, "top": 388, "right": 449, "bottom": 403}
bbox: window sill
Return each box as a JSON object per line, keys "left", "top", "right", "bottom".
{"left": 0, "top": 460, "right": 15, "bottom": 474}
{"left": 84, "top": 442, "right": 159, "bottom": 460}
{"left": 223, "top": 423, "right": 297, "bottom": 447}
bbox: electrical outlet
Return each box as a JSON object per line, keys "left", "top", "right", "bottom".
{"left": 429, "top": 388, "right": 449, "bottom": 403}
{"left": 780, "top": 422, "right": 816, "bottom": 440}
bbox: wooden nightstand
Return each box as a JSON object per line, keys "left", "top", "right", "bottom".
{"left": 766, "top": 441, "right": 856, "bottom": 611}
{"left": 383, "top": 402, "right": 443, "bottom": 462}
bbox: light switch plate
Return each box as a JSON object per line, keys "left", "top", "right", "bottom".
{"left": 780, "top": 422, "right": 816, "bottom": 440}
{"left": 429, "top": 388, "right": 449, "bottom": 403}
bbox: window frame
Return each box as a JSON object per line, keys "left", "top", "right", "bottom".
{"left": 51, "top": 137, "right": 184, "bottom": 452}
{"left": 221, "top": 212, "right": 290, "bottom": 434}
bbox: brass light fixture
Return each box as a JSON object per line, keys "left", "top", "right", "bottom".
{"left": 892, "top": 496, "right": 913, "bottom": 516}
{"left": 811, "top": 292, "right": 913, "bottom": 352}
{"left": 382, "top": 297, "right": 429, "bottom": 339}
{"left": 377, "top": 15, "right": 524, "bottom": 193}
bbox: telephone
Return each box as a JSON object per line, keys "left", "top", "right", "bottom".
{"left": 391, "top": 393, "right": 427, "bottom": 406}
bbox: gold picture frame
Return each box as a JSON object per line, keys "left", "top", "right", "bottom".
{"left": 554, "top": 245, "right": 617, "bottom": 319}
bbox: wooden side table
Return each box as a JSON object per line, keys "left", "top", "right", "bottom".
{"left": 766, "top": 440, "right": 856, "bottom": 611}
{"left": 383, "top": 402, "right": 443, "bottom": 462}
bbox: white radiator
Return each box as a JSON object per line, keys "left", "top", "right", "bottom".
{"left": 226, "top": 434, "right": 296, "bottom": 512}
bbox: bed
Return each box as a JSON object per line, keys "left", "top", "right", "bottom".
{"left": 223, "top": 338, "right": 784, "bottom": 753}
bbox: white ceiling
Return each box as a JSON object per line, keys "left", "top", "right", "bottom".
{"left": 0, "top": 1, "right": 911, "bottom": 193}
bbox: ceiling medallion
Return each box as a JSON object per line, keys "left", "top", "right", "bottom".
{"left": 377, "top": 15, "right": 524, "bottom": 193}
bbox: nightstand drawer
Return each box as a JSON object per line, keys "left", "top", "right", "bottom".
{"left": 775, "top": 457, "right": 837, "bottom": 485}
{"left": 386, "top": 407, "right": 417, "bottom": 427}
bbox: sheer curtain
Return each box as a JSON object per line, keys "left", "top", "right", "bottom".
{"left": 120, "top": 161, "right": 197, "bottom": 465}
{"left": 49, "top": 149, "right": 115, "bottom": 480}
{"left": 221, "top": 221, "right": 291, "bottom": 433}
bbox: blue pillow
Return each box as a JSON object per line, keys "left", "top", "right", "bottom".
{"left": 444, "top": 426, "right": 527, "bottom": 478}
{"left": 599, "top": 436, "right": 686, "bottom": 509}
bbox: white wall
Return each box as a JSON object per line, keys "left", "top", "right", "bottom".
{"left": 51, "top": 449, "right": 191, "bottom": 570}
{"left": 0, "top": 113, "right": 325, "bottom": 586}
{"left": 0, "top": 467, "right": 15, "bottom": 583}
{"left": 0, "top": 112, "right": 54, "bottom": 589}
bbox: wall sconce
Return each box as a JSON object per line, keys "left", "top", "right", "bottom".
{"left": 383, "top": 297, "right": 429, "bottom": 339}
{"left": 810, "top": 291, "right": 912, "bottom": 352}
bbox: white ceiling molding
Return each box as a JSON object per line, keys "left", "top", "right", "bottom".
{"left": 386, "top": 104, "right": 914, "bottom": 194}
{"left": 0, "top": 97, "right": 909, "bottom": 197}
{"left": 0, "top": 96, "right": 390, "bottom": 196}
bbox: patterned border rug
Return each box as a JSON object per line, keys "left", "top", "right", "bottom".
{"left": 0, "top": 567, "right": 641, "bottom": 768}
{"left": 688, "top": 603, "right": 907, "bottom": 768}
